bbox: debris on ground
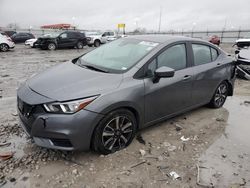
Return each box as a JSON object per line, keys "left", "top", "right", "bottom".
{"left": 221, "top": 154, "right": 227, "bottom": 158}
{"left": 180, "top": 136, "right": 190, "bottom": 142}
{"left": 244, "top": 100, "right": 250, "bottom": 104}
{"left": 0, "top": 151, "right": 14, "bottom": 160}
{"left": 0, "top": 179, "right": 7, "bottom": 187}
{"left": 196, "top": 164, "right": 214, "bottom": 188}
{"left": 139, "top": 149, "right": 146, "bottom": 157}
{"left": 130, "top": 160, "right": 147, "bottom": 168}
{"left": 169, "top": 171, "right": 181, "bottom": 180}
{"left": 136, "top": 134, "right": 146, "bottom": 145}
{"left": 216, "top": 117, "right": 225, "bottom": 122}
{"left": 175, "top": 124, "right": 183, "bottom": 131}
{"left": 72, "top": 169, "right": 78, "bottom": 175}
{"left": 0, "top": 142, "right": 11, "bottom": 147}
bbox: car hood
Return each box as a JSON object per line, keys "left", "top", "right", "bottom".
{"left": 26, "top": 38, "right": 37, "bottom": 42}
{"left": 27, "top": 61, "right": 123, "bottom": 102}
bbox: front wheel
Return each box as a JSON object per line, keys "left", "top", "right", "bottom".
{"left": 94, "top": 40, "right": 101, "bottom": 47}
{"left": 209, "top": 81, "right": 228, "bottom": 108}
{"left": 47, "top": 43, "right": 56, "bottom": 50}
{"left": 76, "top": 41, "right": 84, "bottom": 49}
{"left": 0, "top": 43, "right": 9, "bottom": 52}
{"left": 92, "top": 109, "right": 137, "bottom": 154}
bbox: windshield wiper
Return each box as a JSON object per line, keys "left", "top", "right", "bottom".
{"left": 75, "top": 59, "right": 109, "bottom": 73}
{"left": 80, "top": 64, "right": 109, "bottom": 73}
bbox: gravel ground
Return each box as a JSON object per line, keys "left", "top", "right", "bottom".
{"left": 0, "top": 44, "right": 250, "bottom": 188}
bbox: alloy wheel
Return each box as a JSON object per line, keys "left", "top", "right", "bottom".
{"left": 101, "top": 116, "right": 133, "bottom": 151}
{"left": 214, "top": 83, "right": 227, "bottom": 107}
{"left": 0, "top": 44, "right": 8, "bottom": 52}
{"left": 77, "top": 42, "right": 83, "bottom": 49}
{"left": 48, "top": 43, "right": 56, "bottom": 50}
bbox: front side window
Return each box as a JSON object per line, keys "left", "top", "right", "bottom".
{"left": 157, "top": 44, "right": 187, "bottom": 71}
{"left": 192, "top": 44, "right": 212, "bottom": 65}
{"left": 78, "top": 38, "right": 159, "bottom": 73}
{"left": 60, "top": 33, "right": 67, "bottom": 39}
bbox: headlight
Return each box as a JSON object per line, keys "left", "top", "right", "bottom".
{"left": 43, "top": 96, "right": 97, "bottom": 114}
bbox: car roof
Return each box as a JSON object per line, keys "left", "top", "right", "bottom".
{"left": 129, "top": 34, "right": 203, "bottom": 44}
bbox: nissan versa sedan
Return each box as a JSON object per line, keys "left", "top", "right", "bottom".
{"left": 17, "top": 35, "right": 235, "bottom": 154}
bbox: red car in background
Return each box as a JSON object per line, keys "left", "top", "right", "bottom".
{"left": 209, "top": 35, "right": 220, "bottom": 46}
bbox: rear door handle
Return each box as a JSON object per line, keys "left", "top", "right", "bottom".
{"left": 217, "top": 63, "right": 222, "bottom": 66}
{"left": 183, "top": 75, "right": 192, "bottom": 80}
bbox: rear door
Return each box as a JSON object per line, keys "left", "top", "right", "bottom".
{"left": 190, "top": 43, "right": 224, "bottom": 105}
{"left": 144, "top": 42, "right": 194, "bottom": 124}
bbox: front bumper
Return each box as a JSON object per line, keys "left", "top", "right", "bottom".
{"left": 8, "top": 42, "right": 15, "bottom": 48}
{"left": 17, "top": 87, "right": 104, "bottom": 151}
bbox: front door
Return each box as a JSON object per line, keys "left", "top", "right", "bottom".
{"left": 57, "top": 33, "right": 70, "bottom": 48}
{"left": 144, "top": 43, "right": 194, "bottom": 124}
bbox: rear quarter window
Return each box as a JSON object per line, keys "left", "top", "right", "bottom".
{"left": 211, "top": 47, "right": 219, "bottom": 61}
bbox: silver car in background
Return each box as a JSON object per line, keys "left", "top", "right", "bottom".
{"left": 17, "top": 35, "right": 235, "bottom": 154}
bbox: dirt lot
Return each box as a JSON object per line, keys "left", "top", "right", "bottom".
{"left": 0, "top": 44, "right": 250, "bottom": 188}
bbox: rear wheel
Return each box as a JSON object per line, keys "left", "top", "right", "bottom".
{"left": 93, "top": 109, "right": 137, "bottom": 154}
{"left": 76, "top": 41, "right": 84, "bottom": 49}
{"left": 209, "top": 81, "right": 228, "bottom": 108}
{"left": 47, "top": 43, "right": 56, "bottom": 50}
{"left": 94, "top": 40, "right": 101, "bottom": 47}
{"left": 0, "top": 43, "right": 9, "bottom": 52}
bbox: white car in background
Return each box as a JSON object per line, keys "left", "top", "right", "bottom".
{"left": 102, "top": 31, "right": 117, "bottom": 41}
{"left": 86, "top": 31, "right": 107, "bottom": 47}
{"left": 0, "top": 33, "right": 15, "bottom": 52}
{"left": 25, "top": 34, "right": 56, "bottom": 48}
{"left": 25, "top": 38, "right": 37, "bottom": 48}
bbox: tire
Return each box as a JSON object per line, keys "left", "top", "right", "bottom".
{"left": 94, "top": 40, "right": 101, "bottom": 47}
{"left": 209, "top": 81, "right": 228, "bottom": 108}
{"left": 47, "top": 43, "right": 56, "bottom": 50}
{"left": 0, "top": 43, "right": 9, "bottom": 52}
{"left": 76, "top": 41, "right": 84, "bottom": 49}
{"left": 92, "top": 109, "right": 137, "bottom": 155}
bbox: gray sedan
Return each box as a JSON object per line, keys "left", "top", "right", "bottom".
{"left": 17, "top": 35, "right": 236, "bottom": 154}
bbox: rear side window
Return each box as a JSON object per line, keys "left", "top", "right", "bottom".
{"left": 157, "top": 44, "right": 187, "bottom": 71}
{"left": 192, "top": 44, "right": 212, "bottom": 65}
{"left": 211, "top": 47, "right": 218, "bottom": 61}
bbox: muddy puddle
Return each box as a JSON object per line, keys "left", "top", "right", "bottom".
{"left": 199, "top": 96, "right": 250, "bottom": 187}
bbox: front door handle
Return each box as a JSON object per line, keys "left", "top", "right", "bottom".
{"left": 183, "top": 75, "right": 192, "bottom": 80}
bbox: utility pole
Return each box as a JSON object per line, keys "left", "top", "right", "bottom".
{"left": 158, "top": 7, "right": 162, "bottom": 33}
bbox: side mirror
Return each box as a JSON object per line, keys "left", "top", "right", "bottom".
{"left": 153, "top": 66, "right": 175, "bottom": 83}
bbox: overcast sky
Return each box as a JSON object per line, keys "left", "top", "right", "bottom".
{"left": 0, "top": 0, "right": 249, "bottom": 31}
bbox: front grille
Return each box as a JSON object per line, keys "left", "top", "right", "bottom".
{"left": 50, "top": 138, "right": 73, "bottom": 148}
{"left": 17, "top": 97, "right": 35, "bottom": 118}
{"left": 36, "top": 38, "right": 42, "bottom": 44}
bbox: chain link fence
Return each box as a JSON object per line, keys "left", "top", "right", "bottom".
{"left": 1, "top": 27, "right": 250, "bottom": 43}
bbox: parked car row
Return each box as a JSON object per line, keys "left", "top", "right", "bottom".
{"left": 0, "top": 30, "right": 118, "bottom": 52}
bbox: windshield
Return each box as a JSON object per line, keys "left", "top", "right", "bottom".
{"left": 78, "top": 38, "right": 159, "bottom": 73}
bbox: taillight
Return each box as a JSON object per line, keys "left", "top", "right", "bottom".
{"left": 7, "top": 37, "right": 13, "bottom": 42}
